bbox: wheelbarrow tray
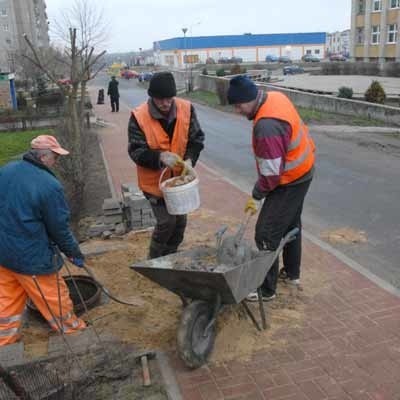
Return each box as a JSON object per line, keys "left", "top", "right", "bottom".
{"left": 130, "top": 246, "right": 277, "bottom": 305}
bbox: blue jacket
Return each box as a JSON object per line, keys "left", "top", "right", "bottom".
{"left": 0, "top": 153, "right": 83, "bottom": 275}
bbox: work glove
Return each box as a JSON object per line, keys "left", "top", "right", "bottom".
{"left": 182, "top": 159, "right": 195, "bottom": 176}
{"left": 69, "top": 257, "right": 85, "bottom": 268}
{"left": 244, "top": 197, "right": 260, "bottom": 216}
{"left": 160, "top": 152, "right": 183, "bottom": 168}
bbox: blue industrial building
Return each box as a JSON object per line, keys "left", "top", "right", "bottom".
{"left": 154, "top": 32, "right": 326, "bottom": 67}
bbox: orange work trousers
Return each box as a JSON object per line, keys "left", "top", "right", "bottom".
{"left": 0, "top": 265, "right": 86, "bottom": 346}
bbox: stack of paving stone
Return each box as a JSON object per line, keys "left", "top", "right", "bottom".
{"left": 88, "top": 198, "right": 126, "bottom": 237}
{"left": 121, "top": 183, "right": 156, "bottom": 230}
{"left": 88, "top": 183, "right": 156, "bottom": 238}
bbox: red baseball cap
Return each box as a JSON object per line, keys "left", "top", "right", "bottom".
{"left": 31, "top": 135, "right": 69, "bottom": 155}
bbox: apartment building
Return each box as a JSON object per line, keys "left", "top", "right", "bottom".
{"left": 0, "top": 0, "right": 50, "bottom": 72}
{"left": 327, "top": 30, "right": 351, "bottom": 56}
{"left": 351, "top": 0, "right": 400, "bottom": 61}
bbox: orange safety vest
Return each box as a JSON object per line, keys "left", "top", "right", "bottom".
{"left": 253, "top": 92, "right": 315, "bottom": 185}
{"left": 132, "top": 98, "right": 191, "bottom": 197}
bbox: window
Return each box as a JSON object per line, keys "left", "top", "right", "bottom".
{"left": 315, "top": 49, "right": 320, "bottom": 54}
{"left": 390, "top": 0, "right": 400, "bottom": 8}
{"left": 387, "top": 24, "right": 398, "bottom": 43}
{"left": 306, "top": 49, "right": 312, "bottom": 54}
{"left": 371, "top": 25, "right": 380, "bottom": 44}
{"left": 356, "top": 27, "right": 365, "bottom": 44}
{"left": 183, "top": 54, "right": 199, "bottom": 64}
{"left": 373, "top": 0, "right": 382, "bottom": 11}
{"left": 3, "top": 24, "right": 8, "bottom": 31}
{"left": 358, "top": 0, "right": 365, "bottom": 14}
{"left": 0, "top": 8, "right": 6, "bottom": 16}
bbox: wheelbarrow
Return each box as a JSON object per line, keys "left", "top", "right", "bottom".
{"left": 130, "top": 228, "right": 298, "bottom": 369}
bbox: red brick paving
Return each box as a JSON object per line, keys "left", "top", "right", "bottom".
{"left": 90, "top": 89, "right": 400, "bottom": 400}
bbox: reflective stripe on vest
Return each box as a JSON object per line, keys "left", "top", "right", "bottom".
{"left": 0, "top": 327, "right": 19, "bottom": 337}
{"left": 287, "top": 121, "right": 306, "bottom": 151}
{"left": 285, "top": 141, "right": 312, "bottom": 171}
{"left": 253, "top": 92, "right": 315, "bottom": 185}
{"left": 0, "top": 314, "right": 22, "bottom": 324}
{"left": 132, "top": 98, "right": 191, "bottom": 197}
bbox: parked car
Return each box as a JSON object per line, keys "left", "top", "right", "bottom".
{"left": 230, "top": 56, "right": 243, "bottom": 63}
{"left": 302, "top": 54, "right": 320, "bottom": 62}
{"left": 218, "top": 56, "right": 243, "bottom": 64}
{"left": 279, "top": 56, "right": 292, "bottom": 64}
{"left": 218, "top": 57, "right": 230, "bottom": 64}
{"left": 329, "top": 54, "right": 347, "bottom": 61}
{"left": 138, "top": 72, "right": 153, "bottom": 82}
{"left": 283, "top": 65, "right": 304, "bottom": 75}
{"left": 265, "top": 54, "right": 279, "bottom": 62}
{"left": 121, "top": 69, "right": 139, "bottom": 79}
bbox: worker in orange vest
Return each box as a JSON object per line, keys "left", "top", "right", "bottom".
{"left": 0, "top": 135, "right": 86, "bottom": 346}
{"left": 227, "top": 76, "right": 315, "bottom": 301}
{"left": 128, "top": 72, "right": 205, "bottom": 258}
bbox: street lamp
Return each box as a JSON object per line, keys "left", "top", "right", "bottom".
{"left": 182, "top": 27, "right": 188, "bottom": 91}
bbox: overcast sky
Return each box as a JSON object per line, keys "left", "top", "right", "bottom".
{"left": 45, "top": 0, "right": 351, "bottom": 53}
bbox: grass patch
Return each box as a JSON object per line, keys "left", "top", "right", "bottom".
{"left": 183, "top": 90, "right": 389, "bottom": 127}
{"left": 0, "top": 129, "right": 53, "bottom": 166}
{"left": 297, "top": 106, "right": 386, "bottom": 126}
{"left": 182, "top": 90, "right": 221, "bottom": 108}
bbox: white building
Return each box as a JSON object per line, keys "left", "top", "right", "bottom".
{"left": 326, "top": 30, "right": 350, "bottom": 56}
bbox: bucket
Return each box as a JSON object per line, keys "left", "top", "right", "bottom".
{"left": 159, "top": 168, "right": 200, "bottom": 215}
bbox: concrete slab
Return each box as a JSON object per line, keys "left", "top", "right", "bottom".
{"left": 47, "top": 329, "right": 116, "bottom": 356}
{"left": 0, "top": 342, "right": 25, "bottom": 367}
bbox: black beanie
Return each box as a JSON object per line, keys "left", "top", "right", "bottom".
{"left": 148, "top": 72, "right": 177, "bottom": 98}
{"left": 227, "top": 75, "right": 258, "bottom": 104}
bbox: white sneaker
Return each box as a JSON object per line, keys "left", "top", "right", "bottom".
{"left": 246, "top": 291, "right": 276, "bottom": 302}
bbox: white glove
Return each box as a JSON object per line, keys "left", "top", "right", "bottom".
{"left": 160, "top": 152, "right": 183, "bottom": 168}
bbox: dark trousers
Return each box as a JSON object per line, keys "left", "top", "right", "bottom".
{"left": 110, "top": 96, "right": 119, "bottom": 112}
{"left": 255, "top": 179, "right": 312, "bottom": 294}
{"left": 147, "top": 196, "right": 187, "bottom": 259}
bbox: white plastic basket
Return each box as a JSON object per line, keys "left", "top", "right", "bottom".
{"left": 159, "top": 168, "right": 200, "bottom": 215}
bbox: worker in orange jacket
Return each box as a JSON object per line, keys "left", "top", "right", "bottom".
{"left": 0, "top": 135, "right": 86, "bottom": 346}
{"left": 128, "top": 72, "right": 205, "bottom": 258}
{"left": 227, "top": 76, "right": 315, "bottom": 302}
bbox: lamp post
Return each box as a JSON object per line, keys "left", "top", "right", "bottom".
{"left": 182, "top": 27, "right": 188, "bottom": 91}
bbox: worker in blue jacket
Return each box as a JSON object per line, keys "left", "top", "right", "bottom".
{"left": 0, "top": 135, "right": 86, "bottom": 346}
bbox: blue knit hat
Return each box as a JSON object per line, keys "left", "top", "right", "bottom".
{"left": 227, "top": 75, "right": 258, "bottom": 104}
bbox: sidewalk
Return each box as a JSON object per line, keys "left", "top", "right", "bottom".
{"left": 91, "top": 89, "right": 400, "bottom": 400}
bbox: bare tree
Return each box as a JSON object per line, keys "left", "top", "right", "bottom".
{"left": 22, "top": 0, "right": 107, "bottom": 217}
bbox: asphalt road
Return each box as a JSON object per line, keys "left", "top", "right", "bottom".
{"left": 96, "top": 75, "right": 400, "bottom": 289}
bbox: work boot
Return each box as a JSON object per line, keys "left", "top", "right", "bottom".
{"left": 148, "top": 240, "right": 168, "bottom": 259}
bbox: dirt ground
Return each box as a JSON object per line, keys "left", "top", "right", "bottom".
{"left": 22, "top": 207, "right": 329, "bottom": 365}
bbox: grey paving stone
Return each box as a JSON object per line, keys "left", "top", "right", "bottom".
{"left": 0, "top": 342, "right": 25, "bottom": 367}
{"left": 102, "top": 198, "right": 122, "bottom": 211}
{"left": 47, "top": 329, "right": 116, "bottom": 356}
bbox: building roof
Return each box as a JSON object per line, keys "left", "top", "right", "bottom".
{"left": 154, "top": 32, "right": 326, "bottom": 51}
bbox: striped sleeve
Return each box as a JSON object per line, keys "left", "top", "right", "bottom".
{"left": 252, "top": 118, "right": 291, "bottom": 199}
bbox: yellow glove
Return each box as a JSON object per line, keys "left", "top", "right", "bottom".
{"left": 244, "top": 197, "right": 260, "bottom": 215}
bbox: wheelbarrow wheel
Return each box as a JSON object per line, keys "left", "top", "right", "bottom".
{"left": 177, "top": 300, "right": 216, "bottom": 369}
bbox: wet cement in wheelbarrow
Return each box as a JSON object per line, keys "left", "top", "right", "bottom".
{"left": 22, "top": 208, "right": 330, "bottom": 364}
